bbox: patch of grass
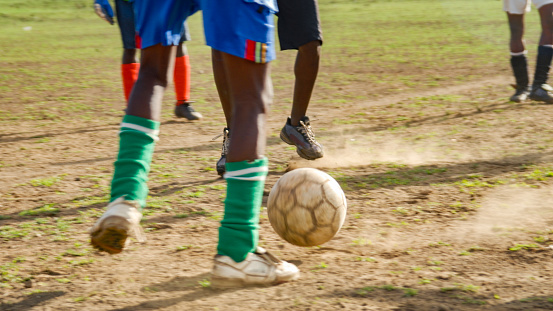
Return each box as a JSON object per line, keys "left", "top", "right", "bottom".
{"left": 509, "top": 244, "right": 540, "bottom": 251}
{"left": 30, "top": 175, "right": 64, "bottom": 187}
{"left": 198, "top": 279, "right": 211, "bottom": 288}
{"left": 19, "top": 203, "right": 59, "bottom": 216}
{"left": 176, "top": 245, "right": 192, "bottom": 251}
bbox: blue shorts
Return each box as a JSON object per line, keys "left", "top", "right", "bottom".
{"left": 116, "top": 0, "right": 190, "bottom": 50}
{"left": 133, "top": 0, "right": 276, "bottom": 63}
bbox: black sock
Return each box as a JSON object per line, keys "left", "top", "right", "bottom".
{"left": 510, "top": 54, "right": 528, "bottom": 89}
{"left": 533, "top": 45, "right": 553, "bottom": 86}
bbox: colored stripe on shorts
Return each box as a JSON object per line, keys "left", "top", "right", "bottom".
{"left": 245, "top": 39, "right": 268, "bottom": 63}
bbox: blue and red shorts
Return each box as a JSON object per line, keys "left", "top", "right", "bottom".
{"left": 116, "top": 0, "right": 189, "bottom": 50}
{"left": 133, "top": 0, "right": 276, "bottom": 63}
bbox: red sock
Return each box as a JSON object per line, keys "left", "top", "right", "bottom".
{"left": 121, "top": 63, "right": 140, "bottom": 102}
{"left": 174, "top": 55, "right": 191, "bottom": 105}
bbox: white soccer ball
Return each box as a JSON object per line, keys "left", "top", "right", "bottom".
{"left": 267, "top": 168, "right": 347, "bottom": 246}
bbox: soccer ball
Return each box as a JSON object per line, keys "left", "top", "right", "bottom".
{"left": 267, "top": 168, "right": 347, "bottom": 246}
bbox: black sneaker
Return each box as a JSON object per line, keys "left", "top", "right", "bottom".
{"left": 529, "top": 84, "right": 553, "bottom": 104}
{"left": 175, "top": 103, "right": 202, "bottom": 120}
{"left": 214, "top": 128, "right": 230, "bottom": 176}
{"left": 280, "top": 116, "right": 323, "bottom": 160}
{"left": 509, "top": 84, "right": 529, "bottom": 103}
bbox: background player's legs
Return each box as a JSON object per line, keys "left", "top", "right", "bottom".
{"left": 530, "top": 3, "right": 553, "bottom": 104}
{"left": 507, "top": 13, "right": 529, "bottom": 102}
{"left": 115, "top": 0, "right": 140, "bottom": 103}
{"left": 290, "top": 40, "right": 321, "bottom": 126}
{"left": 90, "top": 44, "right": 176, "bottom": 253}
{"left": 213, "top": 49, "right": 232, "bottom": 176}
{"left": 277, "top": 0, "right": 324, "bottom": 161}
{"left": 121, "top": 48, "right": 140, "bottom": 102}
{"left": 174, "top": 41, "right": 202, "bottom": 120}
{"left": 530, "top": 3, "right": 553, "bottom": 103}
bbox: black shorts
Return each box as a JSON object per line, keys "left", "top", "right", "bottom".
{"left": 276, "top": 0, "right": 323, "bottom": 50}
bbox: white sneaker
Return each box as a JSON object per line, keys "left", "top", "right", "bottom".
{"left": 89, "top": 197, "right": 145, "bottom": 254}
{"left": 211, "top": 247, "right": 300, "bottom": 288}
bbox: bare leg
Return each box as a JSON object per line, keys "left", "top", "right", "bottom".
{"left": 220, "top": 51, "right": 272, "bottom": 162}
{"left": 212, "top": 49, "right": 233, "bottom": 127}
{"left": 122, "top": 48, "right": 138, "bottom": 64}
{"left": 127, "top": 44, "right": 176, "bottom": 121}
{"left": 507, "top": 13, "right": 525, "bottom": 53}
{"left": 539, "top": 3, "right": 553, "bottom": 46}
{"left": 290, "top": 40, "right": 321, "bottom": 126}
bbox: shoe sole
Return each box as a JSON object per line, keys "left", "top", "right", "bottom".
{"left": 280, "top": 130, "right": 323, "bottom": 161}
{"left": 530, "top": 97, "right": 553, "bottom": 104}
{"left": 90, "top": 217, "right": 130, "bottom": 254}
{"left": 211, "top": 273, "right": 300, "bottom": 288}
{"left": 175, "top": 114, "right": 201, "bottom": 121}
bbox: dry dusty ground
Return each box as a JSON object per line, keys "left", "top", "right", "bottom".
{"left": 4, "top": 55, "right": 553, "bottom": 311}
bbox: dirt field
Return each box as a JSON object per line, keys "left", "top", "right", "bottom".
{"left": 5, "top": 58, "right": 553, "bottom": 310}
{"left": 5, "top": 1, "right": 553, "bottom": 310}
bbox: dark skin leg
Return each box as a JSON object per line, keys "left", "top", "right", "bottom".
{"left": 122, "top": 48, "right": 138, "bottom": 65}
{"left": 126, "top": 44, "right": 176, "bottom": 121}
{"left": 290, "top": 40, "right": 321, "bottom": 126}
{"left": 176, "top": 42, "right": 188, "bottom": 58}
{"left": 212, "top": 49, "right": 233, "bottom": 127}
{"left": 539, "top": 3, "right": 553, "bottom": 45}
{"left": 215, "top": 50, "right": 272, "bottom": 162}
{"left": 507, "top": 13, "right": 525, "bottom": 53}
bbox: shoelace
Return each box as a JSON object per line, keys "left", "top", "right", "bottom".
{"left": 211, "top": 129, "right": 230, "bottom": 155}
{"left": 255, "top": 248, "right": 282, "bottom": 266}
{"left": 298, "top": 121, "right": 317, "bottom": 144}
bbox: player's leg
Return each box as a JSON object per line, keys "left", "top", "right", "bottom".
{"left": 174, "top": 21, "right": 203, "bottom": 120}
{"left": 115, "top": 0, "right": 140, "bottom": 103}
{"left": 212, "top": 49, "right": 232, "bottom": 176}
{"left": 202, "top": 0, "right": 299, "bottom": 286}
{"left": 90, "top": 0, "right": 195, "bottom": 254}
{"left": 530, "top": 1, "right": 553, "bottom": 103}
{"left": 506, "top": 12, "right": 530, "bottom": 102}
{"left": 277, "top": 0, "right": 324, "bottom": 160}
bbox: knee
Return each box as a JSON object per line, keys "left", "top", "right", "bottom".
{"left": 298, "top": 40, "right": 321, "bottom": 59}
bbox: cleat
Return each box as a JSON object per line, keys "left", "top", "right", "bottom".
{"left": 211, "top": 247, "right": 300, "bottom": 288}
{"left": 214, "top": 128, "right": 230, "bottom": 176}
{"left": 89, "top": 197, "right": 145, "bottom": 254}
{"left": 175, "top": 103, "right": 202, "bottom": 120}
{"left": 509, "top": 84, "right": 529, "bottom": 103}
{"left": 280, "top": 116, "right": 323, "bottom": 160}
{"left": 529, "top": 84, "right": 553, "bottom": 104}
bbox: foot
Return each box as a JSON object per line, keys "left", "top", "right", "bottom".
{"left": 509, "top": 84, "right": 529, "bottom": 103}
{"left": 211, "top": 247, "right": 300, "bottom": 288}
{"left": 529, "top": 84, "right": 553, "bottom": 104}
{"left": 280, "top": 116, "right": 323, "bottom": 160}
{"left": 89, "top": 197, "right": 145, "bottom": 254}
{"left": 214, "top": 128, "right": 230, "bottom": 176}
{"left": 175, "top": 103, "right": 202, "bottom": 120}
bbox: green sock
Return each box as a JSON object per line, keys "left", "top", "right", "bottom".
{"left": 110, "top": 115, "right": 160, "bottom": 208}
{"left": 217, "top": 157, "right": 268, "bottom": 262}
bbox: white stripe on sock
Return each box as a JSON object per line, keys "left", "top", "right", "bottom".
{"left": 510, "top": 50, "right": 527, "bottom": 56}
{"left": 223, "top": 166, "right": 268, "bottom": 178}
{"left": 224, "top": 175, "right": 267, "bottom": 181}
{"left": 120, "top": 122, "right": 160, "bottom": 137}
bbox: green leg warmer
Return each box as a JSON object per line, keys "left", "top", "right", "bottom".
{"left": 110, "top": 115, "right": 160, "bottom": 208}
{"left": 217, "top": 158, "right": 268, "bottom": 262}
